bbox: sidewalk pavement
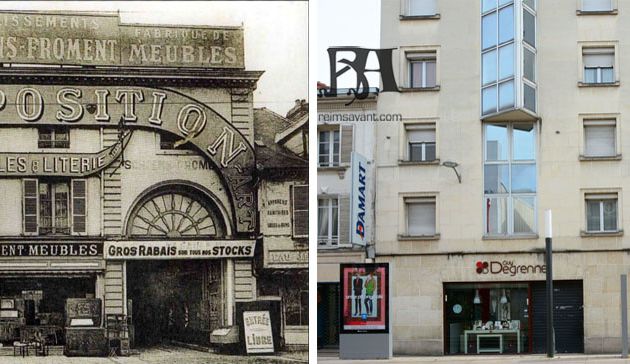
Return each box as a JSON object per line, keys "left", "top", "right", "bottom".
{"left": 318, "top": 354, "right": 630, "bottom": 364}
{"left": 0, "top": 346, "right": 308, "bottom": 364}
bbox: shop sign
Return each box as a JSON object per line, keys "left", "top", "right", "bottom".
{"left": 340, "top": 263, "right": 389, "bottom": 333}
{"left": 0, "top": 84, "right": 256, "bottom": 233}
{"left": 0, "top": 130, "right": 130, "bottom": 177}
{"left": 350, "top": 152, "right": 368, "bottom": 246}
{"left": 243, "top": 310, "right": 274, "bottom": 354}
{"left": 104, "top": 240, "right": 255, "bottom": 260}
{"left": 261, "top": 182, "right": 292, "bottom": 236}
{"left": 476, "top": 260, "right": 546, "bottom": 276}
{"left": 0, "top": 242, "right": 101, "bottom": 257}
{"left": 0, "top": 11, "right": 244, "bottom": 68}
{"left": 267, "top": 250, "right": 308, "bottom": 266}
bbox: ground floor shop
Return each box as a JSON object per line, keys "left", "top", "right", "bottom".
{"left": 380, "top": 251, "right": 629, "bottom": 355}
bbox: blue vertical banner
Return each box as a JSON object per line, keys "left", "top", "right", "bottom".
{"left": 350, "top": 152, "right": 368, "bottom": 246}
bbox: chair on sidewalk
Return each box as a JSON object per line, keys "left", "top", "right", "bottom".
{"left": 12, "top": 341, "right": 29, "bottom": 357}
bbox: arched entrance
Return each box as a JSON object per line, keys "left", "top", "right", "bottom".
{"left": 125, "top": 184, "right": 229, "bottom": 347}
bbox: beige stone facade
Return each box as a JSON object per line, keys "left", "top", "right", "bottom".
{"left": 377, "top": 0, "right": 630, "bottom": 355}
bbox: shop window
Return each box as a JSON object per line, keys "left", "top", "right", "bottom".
{"left": 583, "top": 119, "right": 616, "bottom": 157}
{"left": 407, "top": 0, "right": 437, "bottom": 16}
{"left": 583, "top": 48, "right": 615, "bottom": 84}
{"left": 585, "top": 193, "right": 618, "bottom": 233}
{"left": 405, "top": 196, "right": 436, "bottom": 236}
{"left": 406, "top": 124, "right": 436, "bottom": 162}
{"left": 318, "top": 129, "right": 340, "bottom": 167}
{"left": 318, "top": 197, "right": 339, "bottom": 247}
{"left": 484, "top": 123, "right": 536, "bottom": 236}
{"left": 286, "top": 289, "right": 309, "bottom": 326}
{"left": 408, "top": 52, "right": 437, "bottom": 88}
{"left": 291, "top": 184, "right": 309, "bottom": 238}
{"left": 38, "top": 127, "right": 69, "bottom": 148}
{"left": 445, "top": 282, "right": 530, "bottom": 354}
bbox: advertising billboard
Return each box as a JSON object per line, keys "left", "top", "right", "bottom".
{"left": 340, "top": 263, "right": 389, "bottom": 333}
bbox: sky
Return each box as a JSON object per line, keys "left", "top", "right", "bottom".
{"left": 318, "top": 0, "right": 380, "bottom": 89}
{"left": 0, "top": 1, "right": 307, "bottom": 115}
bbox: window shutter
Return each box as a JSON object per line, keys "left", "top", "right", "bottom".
{"left": 407, "top": 198, "right": 436, "bottom": 235}
{"left": 23, "top": 179, "right": 39, "bottom": 235}
{"left": 583, "top": 50, "right": 614, "bottom": 68}
{"left": 582, "top": 0, "right": 612, "bottom": 11}
{"left": 71, "top": 179, "right": 87, "bottom": 234}
{"left": 585, "top": 125, "right": 615, "bottom": 156}
{"left": 409, "top": 0, "right": 436, "bottom": 16}
{"left": 339, "top": 125, "right": 354, "bottom": 165}
{"left": 339, "top": 195, "right": 350, "bottom": 245}
{"left": 291, "top": 184, "right": 308, "bottom": 238}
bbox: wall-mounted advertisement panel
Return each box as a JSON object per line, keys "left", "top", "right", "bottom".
{"left": 340, "top": 263, "right": 389, "bottom": 333}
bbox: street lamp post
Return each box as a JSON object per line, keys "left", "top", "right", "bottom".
{"left": 545, "top": 210, "right": 555, "bottom": 358}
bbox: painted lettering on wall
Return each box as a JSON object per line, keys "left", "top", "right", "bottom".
{"left": 0, "top": 243, "right": 101, "bottom": 257}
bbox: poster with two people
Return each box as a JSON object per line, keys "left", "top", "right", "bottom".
{"left": 340, "top": 263, "right": 389, "bottom": 333}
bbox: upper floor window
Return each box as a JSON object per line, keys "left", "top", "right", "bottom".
{"left": 484, "top": 123, "right": 536, "bottom": 236}
{"left": 318, "top": 197, "right": 339, "bottom": 247}
{"left": 291, "top": 184, "right": 309, "bottom": 238}
{"left": 406, "top": 124, "right": 436, "bottom": 162}
{"left": 408, "top": 52, "right": 436, "bottom": 88}
{"left": 583, "top": 48, "right": 615, "bottom": 84}
{"left": 585, "top": 193, "right": 618, "bottom": 233}
{"left": 23, "top": 179, "right": 86, "bottom": 235}
{"left": 407, "top": 0, "right": 437, "bottom": 16}
{"left": 159, "top": 132, "right": 194, "bottom": 151}
{"left": 38, "top": 127, "right": 69, "bottom": 148}
{"left": 581, "top": 0, "right": 613, "bottom": 12}
{"left": 584, "top": 119, "right": 616, "bottom": 158}
{"left": 405, "top": 196, "right": 436, "bottom": 236}
{"left": 318, "top": 129, "right": 340, "bottom": 167}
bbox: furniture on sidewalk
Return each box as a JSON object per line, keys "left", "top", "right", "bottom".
{"left": 12, "top": 341, "right": 30, "bottom": 357}
{"left": 463, "top": 329, "right": 521, "bottom": 354}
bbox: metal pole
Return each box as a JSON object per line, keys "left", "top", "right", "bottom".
{"left": 545, "top": 210, "right": 554, "bottom": 358}
{"left": 622, "top": 274, "right": 628, "bottom": 358}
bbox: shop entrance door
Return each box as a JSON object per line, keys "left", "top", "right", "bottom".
{"left": 531, "top": 280, "right": 584, "bottom": 353}
{"left": 317, "top": 283, "right": 340, "bottom": 348}
{"left": 126, "top": 260, "right": 222, "bottom": 348}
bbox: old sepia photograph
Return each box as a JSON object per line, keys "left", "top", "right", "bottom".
{"left": 0, "top": 1, "right": 308, "bottom": 362}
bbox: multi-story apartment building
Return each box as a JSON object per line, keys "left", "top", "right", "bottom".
{"left": 377, "top": 0, "right": 629, "bottom": 356}
{"left": 317, "top": 86, "right": 376, "bottom": 349}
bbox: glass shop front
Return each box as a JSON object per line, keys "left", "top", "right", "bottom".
{"left": 444, "top": 282, "right": 529, "bottom": 355}
{"left": 444, "top": 280, "right": 585, "bottom": 355}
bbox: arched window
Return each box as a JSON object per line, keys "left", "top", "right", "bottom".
{"left": 127, "top": 185, "right": 227, "bottom": 238}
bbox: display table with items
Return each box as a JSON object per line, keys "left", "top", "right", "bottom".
{"left": 464, "top": 320, "right": 521, "bottom": 354}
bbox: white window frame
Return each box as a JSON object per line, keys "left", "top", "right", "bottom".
{"left": 399, "top": 194, "right": 439, "bottom": 238}
{"left": 585, "top": 194, "right": 619, "bottom": 233}
{"left": 317, "top": 197, "right": 339, "bottom": 247}
{"left": 579, "top": 44, "right": 618, "bottom": 85}
{"left": 580, "top": 0, "right": 615, "bottom": 12}
{"left": 318, "top": 128, "right": 340, "bottom": 167}
{"left": 483, "top": 123, "right": 538, "bottom": 237}
{"left": 400, "top": 47, "right": 440, "bottom": 90}
{"left": 408, "top": 53, "right": 437, "bottom": 88}
{"left": 406, "top": 124, "right": 437, "bottom": 162}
